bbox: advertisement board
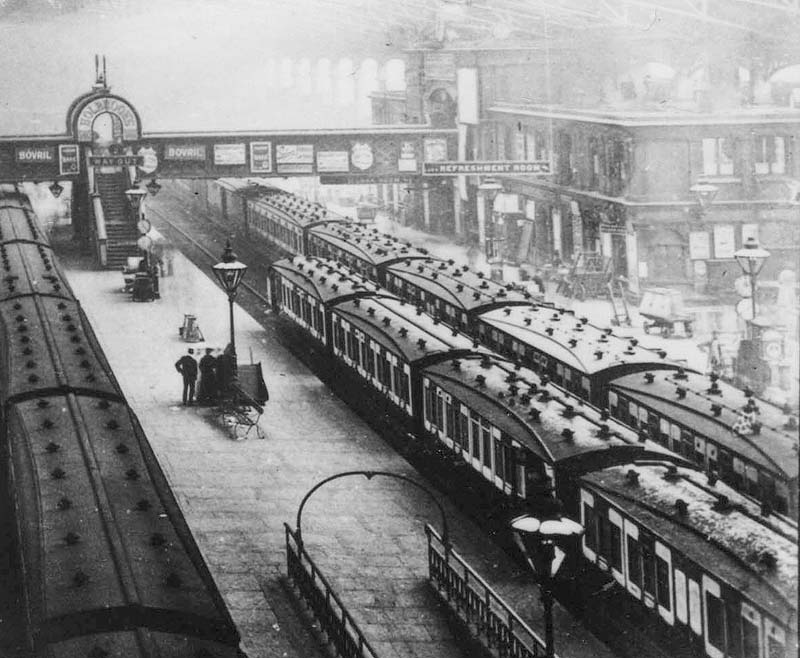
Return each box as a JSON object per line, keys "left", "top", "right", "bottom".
{"left": 250, "top": 142, "right": 273, "bottom": 173}
{"left": 213, "top": 143, "right": 246, "bottom": 166}
{"left": 276, "top": 144, "right": 314, "bottom": 173}
{"left": 58, "top": 145, "right": 80, "bottom": 175}
{"left": 164, "top": 144, "right": 207, "bottom": 161}
{"left": 316, "top": 150, "right": 349, "bottom": 173}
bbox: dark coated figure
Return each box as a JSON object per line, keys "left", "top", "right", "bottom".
{"left": 175, "top": 348, "right": 198, "bottom": 406}
{"left": 197, "top": 347, "right": 218, "bottom": 405}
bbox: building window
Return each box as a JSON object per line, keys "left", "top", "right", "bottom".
{"left": 702, "top": 137, "right": 735, "bottom": 176}
{"left": 754, "top": 135, "right": 786, "bottom": 175}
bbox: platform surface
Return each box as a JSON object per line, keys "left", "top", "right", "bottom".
{"left": 62, "top": 250, "right": 616, "bottom": 658}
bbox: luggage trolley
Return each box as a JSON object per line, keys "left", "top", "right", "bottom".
{"left": 639, "top": 287, "right": 694, "bottom": 338}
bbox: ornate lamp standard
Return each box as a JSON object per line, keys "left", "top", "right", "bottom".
{"left": 510, "top": 498, "right": 584, "bottom": 658}
{"left": 478, "top": 178, "right": 504, "bottom": 280}
{"left": 125, "top": 186, "right": 150, "bottom": 267}
{"left": 211, "top": 239, "right": 247, "bottom": 374}
{"left": 734, "top": 236, "right": 770, "bottom": 325}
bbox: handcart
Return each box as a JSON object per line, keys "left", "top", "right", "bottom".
{"left": 178, "top": 314, "right": 204, "bottom": 342}
{"left": 217, "top": 362, "right": 269, "bottom": 441}
{"left": 639, "top": 287, "right": 694, "bottom": 338}
{"left": 556, "top": 252, "right": 613, "bottom": 300}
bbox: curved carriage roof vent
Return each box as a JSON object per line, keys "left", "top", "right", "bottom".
{"left": 710, "top": 403, "right": 722, "bottom": 417}
{"left": 638, "top": 430, "right": 649, "bottom": 443}
{"left": 594, "top": 350, "right": 603, "bottom": 360}
{"left": 477, "top": 271, "right": 485, "bottom": 278}
{"left": 438, "top": 262, "right": 447, "bottom": 270}
{"left": 504, "top": 308, "right": 511, "bottom": 316}
{"left": 480, "top": 355, "right": 492, "bottom": 369}
{"left": 624, "top": 346, "right": 636, "bottom": 355}
{"left": 562, "top": 405, "right": 575, "bottom": 418}
{"left": 676, "top": 386, "right": 687, "bottom": 399}
{"left": 473, "top": 292, "right": 481, "bottom": 300}
{"left": 575, "top": 324, "right": 584, "bottom": 332}
{"left": 568, "top": 338, "right": 578, "bottom": 347}
{"left": 597, "top": 423, "right": 610, "bottom": 438}
{"left": 431, "top": 272, "right": 438, "bottom": 279}
{"left": 561, "top": 428, "right": 574, "bottom": 441}
{"left": 712, "top": 495, "right": 730, "bottom": 512}
{"left": 399, "top": 327, "right": 408, "bottom": 337}
{"left": 599, "top": 334, "right": 609, "bottom": 343}
{"left": 382, "top": 316, "right": 391, "bottom": 326}
{"left": 629, "top": 338, "right": 639, "bottom": 347}
{"left": 367, "top": 306, "right": 375, "bottom": 316}
{"left": 759, "top": 550, "right": 777, "bottom": 570}
{"left": 497, "top": 289, "right": 506, "bottom": 297}
{"left": 524, "top": 317, "right": 532, "bottom": 326}
{"left": 657, "top": 350, "right": 667, "bottom": 359}
{"left": 708, "top": 381, "right": 722, "bottom": 395}
{"left": 664, "top": 464, "right": 680, "bottom": 481}
{"left": 480, "top": 281, "right": 489, "bottom": 289}
{"left": 674, "top": 367, "right": 688, "bottom": 380}
{"left": 456, "top": 284, "right": 464, "bottom": 292}
{"left": 475, "top": 374, "right": 486, "bottom": 387}
{"left": 626, "top": 469, "right": 640, "bottom": 485}
{"left": 417, "top": 338, "right": 427, "bottom": 350}
{"left": 644, "top": 372, "right": 655, "bottom": 384}
{"left": 451, "top": 359, "right": 461, "bottom": 370}
{"left": 331, "top": 284, "right": 339, "bottom": 292}
{"left": 551, "top": 313, "right": 560, "bottom": 321}
{"left": 545, "top": 327, "right": 554, "bottom": 336}
{"left": 675, "top": 499, "right": 688, "bottom": 516}
{"left": 529, "top": 408, "right": 541, "bottom": 422}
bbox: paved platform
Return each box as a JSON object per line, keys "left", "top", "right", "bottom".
{"left": 60, "top": 249, "right": 617, "bottom": 658}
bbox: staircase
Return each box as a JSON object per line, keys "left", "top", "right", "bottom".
{"left": 95, "top": 172, "right": 140, "bottom": 269}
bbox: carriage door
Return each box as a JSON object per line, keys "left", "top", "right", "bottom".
{"left": 740, "top": 603, "right": 762, "bottom": 658}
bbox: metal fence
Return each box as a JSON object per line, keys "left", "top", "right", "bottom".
{"left": 285, "top": 524, "right": 379, "bottom": 658}
{"left": 425, "top": 523, "right": 552, "bottom": 658}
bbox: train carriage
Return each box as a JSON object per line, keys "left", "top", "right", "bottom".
{"left": 420, "top": 352, "right": 684, "bottom": 511}
{"left": 268, "top": 255, "right": 386, "bottom": 347}
{"left": 329, "top": 295, "right": 481, "bottom": 419}
{"left": 579, "top": 464, "right": 797, "bottom": 658}
{"left": 476, "top": 304, "right": 682, "bottom": 406}
{"left": 306, "top": 221, "right": 433, "bottom": 284}
{"left": 608, "top": 369, "right": 799, "bottom": 516}
{"left": 0, "top": 185, "right": 245, "bottom": 657}
{"left": 384, "top": 258, "right": 536, "bottom": 332}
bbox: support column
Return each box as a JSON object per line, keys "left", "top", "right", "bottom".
{"left": 452, "top": 183, "right": 462, "bottom": 237}
{"left": 477, "top": 189, "right": 487, "bottom": 248}
{"left": 392, "top": 183, "right": 400, "bottom": 213}
{"left": 422, "top": 184, "right": 431, "bottom": 231}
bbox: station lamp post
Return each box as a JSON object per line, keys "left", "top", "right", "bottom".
{"left": 125, "top": 186, "right": 150, "bottom": 267}
{"left": 146, "top": 178, "right": 162, "bottom": 196}
{"left": 212, "top": 239, "right": 248, "bottom": 374}
{"left": 510, "top": 499, "right": 584, "bottom": 658}
{"left": 734, "top": 236, "right": 770, "bottom": 329}
{"left": 478, "top": 178, "right": 504, "bottom": 279}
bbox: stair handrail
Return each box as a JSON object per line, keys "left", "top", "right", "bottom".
{"left": 92, "top": 192, "right": 108, "bottom": 268}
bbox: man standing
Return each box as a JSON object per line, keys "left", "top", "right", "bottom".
{"left": 175, "top": 348, "right": 198, "bottom": 406}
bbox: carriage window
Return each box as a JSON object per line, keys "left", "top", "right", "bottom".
{"left": 705, "top": 589, "right": 726, "bottom": 654}
{"left": 470, "top": 412, "right": 481, "bottom": 459}
{"left": 627, "top": 535, "right": 642, "bottom": 588}
{"left": 656, "top": 555, "right": 671, "bottom": 611}
{"left": 741, "top": 605, "right": 761, "bottom": 658}
{"left": 766, "top": 621, "right": 786, "bottom": 658}
{"left": 436, "top": 389, "right": 445, "bottom": 430}
{"left": 445, "top": 397, "right": 455, "bottom": 439}
{"left": 583, "top": 503, "right": 597, "bottom": 551}
{"left": 458, "top": 409, "right": 469, "bottom": 451}
{"left": 481, "top": 420, "right": 492, "bottom": 469}
{"left": 642, "top": 544, "right": 655, "bottom": 596}
{"left": 424, "top": 383, "right": 434, "bottom": 425}
{"left": 610, "top": 522, "right": 623, "bottom": 572}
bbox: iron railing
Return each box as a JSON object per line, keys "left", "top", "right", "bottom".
{"left": 425, "top": 523, "right": 553, "bottom": 658}
{"left": 284, "top": 524, "right": 379, "bottom": 658}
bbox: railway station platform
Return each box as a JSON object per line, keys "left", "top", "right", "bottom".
{"left": 58, "top": 244, "right": 617, "bottom": 658}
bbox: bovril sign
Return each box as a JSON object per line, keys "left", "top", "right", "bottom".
{"left": 15, "top": 146, "right": 55, "bottom": 163}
